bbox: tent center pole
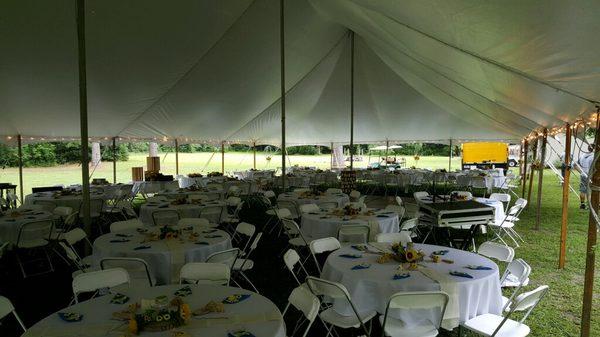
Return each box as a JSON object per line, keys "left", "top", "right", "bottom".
{"left": 221, "top": 142, "right": 225, "bottom": 174}
{"left": 253, "top": 142, "right": 257, "bottom": 170}
{"left": 349, "top": 30, "right": 355, "bottom": 170}
{"left": 535, "top": 128, "right": 547, "bottom": 230}
{"left": 280, "top": 0, "right": 286, "bottom": 190}
{"left": 559, "top": 123, "right": 572, "bottom": 268}
{"left": 175, "top": 139, "right": 179, "bottom": 175}
{"left": 521, "top": 139, "right": 528, "bottom": 197}
{"left": 112, "top": 137, "right": 117, "bottom": 184}
{"left": 17, "top": 135, "right": 24, "bottom": 205}
{"left": 448, "top": 139, "right": 452, "bottom": 171}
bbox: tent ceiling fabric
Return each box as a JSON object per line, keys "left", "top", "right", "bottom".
{"left": 1, "top": 0, "right": 599, "bottom": 145}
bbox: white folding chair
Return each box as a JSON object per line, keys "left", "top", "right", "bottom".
{"left": 306, "top": 276, "right": 376, "bottom": 337}
{"left": 413, "top": 191, "right": 429, "bottom": 202}
{"left": 199, "top": 205, "right": 225, "bottom": 224}
{"left": 281, "top": 219, "right": 311, "bottom": 259}
{"left": 151, "top": 209, "right": 180, "bottom": 226}
{"left": 462, "top": 285, "right": 549, "bottom": 337}
{"left": 337, "top": 224, "right": 370, "bottom": 244}
{"left": 15, "top": 220, "right": 54, "bottom": 278}
{"left": 110, "top": 219, "right": 144, "bottom": 233}
{"left": 299, "top": 203, "right": 320, "bottom": 214}
{"left": 282, "top": 285, "right": 320, "bottom": 337}
{"left": 0, "top": 296, "right": 26, "bottom": 333}
{"left": 326, "top": 188, "right": 343, "bottom": 195}
{"left": 309, "top": 237, "right": 341, "bottom": 274}
{"left": 231, "top": 222, "right": 256, "bottom": 254}
{"left": 100, "top": 257, "right": 154, "bottom": 287}
{"left": 451, "top": 190, "right": 473, "bottom": 199}
{"left": 283, "top": 249, "right": 310, "bottom": 285}
{"left": 206, "top": 248, "right": 240, "bottom": 270}
{"left": 278, "top": 200, "right": 301, "bottom": 219}
{"left": 489, "top": 193, "right": 511, "bottom": 211}
{"left": 395, "top": 196, "right": 403, "bottom": 206}
{"left": 380, "top": 291, "right": 449, "bottom": 337}
{"left": 177, "top": 217, "right": 214, "bottom": 229}
{"left": 179, "top": 262, "right": 230, "bottom": 285}
{"left": 375, "top": 232, "right": 412, "bottom": 245}
{"left": 500, "top": 259, "right": 531, "bottom": 311}
{"left": 384, "top": 204, "right": 405, "bottom": 220}
{"left": 72, "top": 268, "right": 130, "bottom": 303}
{"left": 399, "top": 218, "right": 419, "bottom": 238}
{"left": 478, "top": 241, "right": 515, "bottom": 263}
{"left": 232, "top": 232, "right": 262, "bottom": 293}
{"left": 349, "top": 190, "right": 361, "bottom": 201}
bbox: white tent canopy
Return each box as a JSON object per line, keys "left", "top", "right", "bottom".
{"left": 1, "top": 0, "right": 599, "bottom": 145}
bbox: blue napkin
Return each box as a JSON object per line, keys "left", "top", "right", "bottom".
{"left": 393, "top": 273, "right": 411, "bottom": 280}
{"left": 174, "top": 286, "right": 193, "bottom": 297}
{"left": 449, "top": 271, "right": 473, "bottom": 278}
{"left": 202, "top": 229, "right": 218, "bottom": 233}
{"left": 339, "top": 254, "right": 362, "bottom": 259}
{"left": 223, "top": 294, "right": 251, "bottom": 304}
{"left": 465, "top": 265, "right": 492, "bottom": 270}
{"left": 110, "top": 239, "right": 130, "bottom": 243}
{"left": 195, "top": 241, "right": 210, "bottom": 245}
{"left": 351, "top": 263, "right": 371, "bottom": 270}
{"left": 228, "top": 330, "right": 255, "bottom": 337}
{"left": 115, "top": 233, "right": 132, "bottom": 238}
{"left": 58, "top": 312, "right": 83, "bottom": 322}
{"left": 133, "top": 245, "right": 151, "bottom": 250}
{"left": 432, "top": 250, "right": 449, "bottom": 256}
{"left": 110, "top": 293, "right": 130, "bottom": 304}
{"left": 376, "top": 215, "right": 389, "bottom": 218}
{"left": 204, "top": 234, "right": 222, "bottom": 238}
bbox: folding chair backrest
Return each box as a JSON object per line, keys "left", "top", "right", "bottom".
{"left": 72, "top": 268, "right": 130, "bottom": 297}
{"left": 200, "top": 206, "right": 224, "bottom": 223}
{"left": 383, "top": 291, "right": 448, "bottom": 331}
{"left": 337, "top": 224, "right": 370, "bottom": 244}
{"left": 275, "top": 208, "right": 293, "bottom": 219}
{"left": 152, "top": 209, "right": 180, "bottom": 226}
{"left": 376, "top": 232, "right": 412, "bottom": 244}
{"left": 282, "top": 218, "right": 301, "bottom": 236}
{"left": 53, "top": 206, "right": 73, "bottom": 217}
{"left": 511, "top": 285, "right": 549, "bottom": 313}
{"left": 226, "top": 196, "right": 242, "bottom": 206}
{"left": 235, "top": 222, "right": 256, "bottom": 237}
{"left": 110, "top": 219, "right": 144, "bottom": 233}
{"left": 206, "top": 248, "right": 240, "bottom": 269}
{"left": 413, "top": 191, "right": 429, "bottom": 200}
{"left": 263, "top": 190, "right": 276, "bottom": 199}
{"left": 400, "top": 218, "right": 419, "bottom": 231}
{"left": 502, "top": 258, "right": 531, "bottom": 285}
{"left": 286, "top": 285, "right": 320, "bottom": 336}
{"left": 490, "top": 193, "right": 511, "bottom": 203}
{"left": 63, "top": 228, "right": 87, "bottom": 245}
{"left": 395, "top": 196, "right": 403, "bottom": 206}
{"left": 283, "top": 249, "right": 303, "bottom": 284}
{"left": 248, "top": 232, "right": 263, "bottom": 251}
{"left": 180, "top": 262, "right": 230, "bottom": 285}
{"left": 514, "top": 198, "right": 528, "bottom": 208}
{"left": 507, "top": 205, "right": 521, "bottom": 216}
{"left": 310, "top": 237, "right": 341, "bottom": 255}
{"left": 299, "top": 203, "right": 320, "bottom": 214}
{"left": 177, "top": 218, "right": 210, "bottom": 227}
{"left": 0, "top": 296, "right": 26, "bottom": 332}
{"left": 59, "top": 242, "right": 82, "bottom": 267}
{"left": 384, "top": 204, "right": 405, "bottom": 218}
{"left": 17, "top": 220, "right": 53, "bottom": 248}
{"left": 278, "top": 200, "right": 300, "bottom": 218}
{"left": 89, "top": 198, "right": 104, "bottom": 213}
{"left": 100, "top": 257, "right": 153, "bottom": 286}
{"left": 478, "top": 241, "right": 514, "bottom": 262}
{"left": 306, "top": 276, "right": 350, "bottom": 299}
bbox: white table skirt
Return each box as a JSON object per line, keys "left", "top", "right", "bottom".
{"left": 139, "top": 201, "right": 226, "bottom": 226}
{"left": 93, "top": 227, "right": 231, "bottom": 284}
{"left": 24, "top": 190, "right": 108, "bottom": 210}
{"left": 23, "top": 284, "right": 285, "bottom": 337}
{"left": 278, "top": 192, "right": 349, "bottom": 208}
{"left": 321, "top": 244, "right": 502, "bottom": 327}
{"left": 133, "top": 181, "right": 180, "bottom": 195}
{"left": 0, "top": 209, "right": 53, "bottom": 245}
{"left": 474, "top": 198, "right": 505, "bottom": 221}
{"left": 300, "top": 210, "right": 399, "bottom": 240}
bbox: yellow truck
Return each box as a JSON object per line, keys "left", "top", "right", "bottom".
{"left": 461, "top": 142, "right": 510, "bottom": 170}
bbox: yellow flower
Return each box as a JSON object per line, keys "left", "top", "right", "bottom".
{"left": 405, "top": 248, "right": 419, "bottom": 262}
{"left": 180, "top": 304, "right": 191, "bottom": 321}
{"left": 128, "top": 319, "right": 138, "bottom": 335}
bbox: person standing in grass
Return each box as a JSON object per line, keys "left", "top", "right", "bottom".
{"left": 577, "top": 144, "right": 595, "bottom": 209}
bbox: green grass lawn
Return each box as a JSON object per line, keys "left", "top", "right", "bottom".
{"left": 0, "top": 153, "right": 597, "bottom": 335}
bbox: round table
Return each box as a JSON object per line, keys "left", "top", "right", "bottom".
{"left": 278, "top": 192, "right": 349, "bottom": 208}
{"left": 24, "top": 190, "right": 108, "bottom": 210}
{"left": 0, "top": 209, "right": 53, "bottom": 245}
{"left": 139, "top": 200, "right": 226, "bottom": 226}
{"left": 157, "top": 188, "right": 225, "bottom": 201}
{"left": 23, "top": 284, "right": 285, "bottom": 337}
{"left": 322, "top": 243, "right": 502, "bottom": 329}
{"left": 300, "top": 209, "right": 399, "bottom": 240}
{"left": 93, "top": 226, "right": 231, "bottom": 284}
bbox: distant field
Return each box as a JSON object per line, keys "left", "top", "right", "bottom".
{"left": 0, "top": 152, "right": 460, "bottom": 195}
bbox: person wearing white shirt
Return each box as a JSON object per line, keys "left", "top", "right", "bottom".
{"left": 577, "top": 145, "right": 595, "bottom": 209}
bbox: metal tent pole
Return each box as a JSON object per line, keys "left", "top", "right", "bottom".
{"left": 581, "top": 111, "right": 600, "bottom": 337}
{"left": 112, "top": 137, "right": 117, "bottom": 184}
{"left": 448, "top": 139, "right": 453, "bottom": 171}
{"left": 221, "top": 142, "right": 225, "bottom": 174}
{"left": 535, "top": 128, "right": 547, "bottom": 230}
{"left": 349, "top": 31, "right": 355, "bottom": 170}
{"left": 17, "top": 135, "right": 24, "bottom": 204}
{"left": 521, "top": 139, "right": 528, "bottom": 197}
{"left": 330, "top": 142, "right": 334, "bottom": 169}
{"left": 175, "top": 139, "right": 179, "bottom": 175}
{"left": 280, "top": 0, "right": 286, "bottom": 190}
{"left": 253, "top": 141, "right": 257, "bottom": 169}
{"left": 76, "top": 0, "right": 91, "bottom": 237}
{"left": 559, "top": 123, "right": 572, "bottom": 268}
{"left": 384, "top": 140, "right": 389, "bottom": 167}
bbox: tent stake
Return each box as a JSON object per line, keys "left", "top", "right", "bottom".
{"left": 221, "top": 142, "right": 225, "bottom": 174}
{"left": 535, "top": 128, "right": 547, "bottom": 230}
{"left": 112, "top": 137, "right": 117, "bottom": 184}
{"left": 521, "top": 139, "right": 528, "bottom": 197}
{"left": 174, "top": 139, "right": 179, "bottom": 175}
{"left": 349, "top": 31, "right": 355, "bottom": 170}
{"left": 253, "top": 141, "right": 256, "bottom": 169}
{"left": 527, "top": 138, "right": 538, "bottom": 204}
{"left": 559, "top": 123, "right": 572, "bottom": 268}
{"left": 17, "top": 134, "right": 24, "bottom": 205}
{"left": 280, "top": 0, "right": 286, "bottom": 190}
{"left": 76, "top": 0, "right": 91, "bottom": 241}
{"left": 580, "top": 110, "right": 600, "bottom": 337}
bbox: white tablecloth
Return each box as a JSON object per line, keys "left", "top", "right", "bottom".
{"left": 0, "top": 209, "right": 53, "bottom": 245}
{"left": 139, "top": 201, "right": 226, "bottom": 226}
{"left": 93, "top": 226, "right": 231, "bottom": 284}
{"left": 300, "top": 210, "right": 399, "bottom": 240}
{"left": 23, "top": 284, "right": 284, "bottom": 337}
{"left": 474, "top": 198, "right": 505, "bottom": 221}
{"left": 24, "top": 190, "right": 108, "bottom": 210}
{"left": 157, "top": 188, "right": 225, "bottom": 201}
{"left": 133, "top": 181, "right": 180, "bottom": 195}
{"left": 178, "top": 176, "right": 210, "bottom": 188}
{"left": 322, "top": 244, "right": 502, "bottom": 328}
{"left": 278, "top": 192, "right": 349, "bottom": 208}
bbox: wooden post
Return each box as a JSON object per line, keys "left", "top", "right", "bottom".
{"left": 330, "top": 142, "right": 334, "bottom": 169}
{"left": 76, "top": 0, "right": 91, "bottom": 238}
{"left": 174, "top": 139, "right": 179, "bottom": 175}
{"left": 527, "top": 137, "right": 538, "bottom": 204}
{"left": 581, "top": 112, "right": 600, "bottom": 337}
{"left": 17, "top": 135, "right": 24, "bottom": 203}
{"left": 253, "top": 142, "right": 257, "bottom": 169}
{"left": 521, "top": 139, "right": 529, "bottom": 198}
{"left": 112, "top": 137, "right": 117, "bottom": 184}
{"left": 385, "top": 139, "right": 389, "bottom": 167}
{"left": 280, "top": 0, "right": 286, "bottom": 190}
{"left": 221, "top": 142, "right": 225, "bottom": 174}
{"left": 535, "top": 129, "right": 547, "bottom": 230}
{"left": 448, "top": 139, "right": 453, "bottom": 171}
{"left": 349, "top": 31, "right": 355, "bottom": 170}
{"left": 559, "top": 123, "right": 572, "bottom": 268}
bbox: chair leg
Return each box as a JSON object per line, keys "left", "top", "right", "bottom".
{"left": 238, "top": 271, "right": 260, "bottom": 294}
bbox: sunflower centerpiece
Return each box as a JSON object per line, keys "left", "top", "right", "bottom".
{"left": 376, "top": 242, "right": 425, "bottom": 270}
{"left": 127, "top": 297, "right": 191, "bottom": 335}
{"left": 159, "top": 225, "right": 180, "bottom": 240}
